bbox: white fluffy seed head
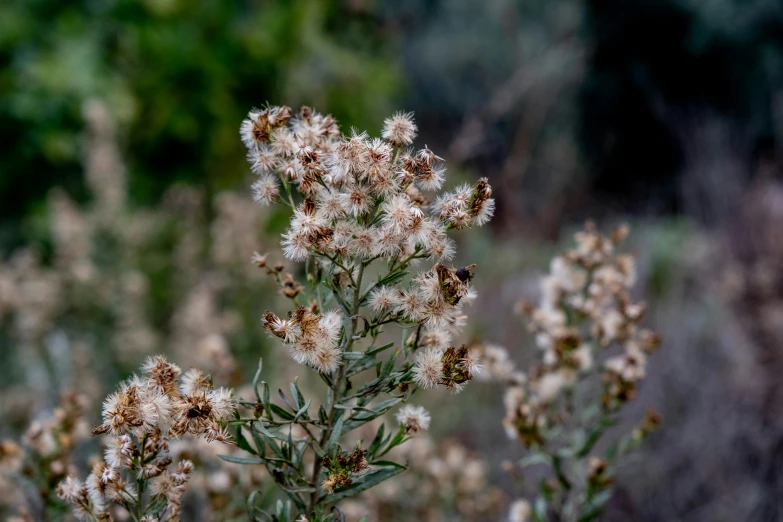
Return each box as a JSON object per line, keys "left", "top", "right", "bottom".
{"left": 412, "top": 349, "right": 443, "bottom": 389}
{"left": 251, "top": 176, "right": 280, "bottom": 205}
{"left": 395, "top": 404, "right": 431, "bottom": 434}
{"left": 367, "top": 286, "right": 399, "bottom": 311}
{"left": 382, "top": 111, "right": 417, "bottom": 146}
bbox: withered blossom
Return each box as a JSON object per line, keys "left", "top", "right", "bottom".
{"left": 58, "top": 357, "right": 235, "bottom": 522}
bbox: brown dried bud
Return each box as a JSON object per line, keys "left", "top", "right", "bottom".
{"left": 469, "top": 178, "right": 492, "bottom": 217}
{"left": 611, "top": 223, "right": 630, "bottom": 244}
{"left": 282, "top": 273, "right": 303, "bottom": 299}
{"left": 435, "top": 264, "right": 473, "bottom": 306}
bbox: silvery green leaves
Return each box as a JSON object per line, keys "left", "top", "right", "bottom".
{"left": 227, "top": 355, "right": 415, "bottom": 522}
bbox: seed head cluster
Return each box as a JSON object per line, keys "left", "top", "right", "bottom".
{"left": 240, "top": 105, "right": 492, "bottom": 263}
{"left": 320, "top": 448, "right": 369, "bottom": 494}
{"left": 496, "top": 224, "right": 660, "bottom": 444}
{"left": 412, "top": 344, "right": 482, "bottom": 393}
{"left": 94, "top": 356, "right": 235, "bottom": 440}
{"left": 241, "top": 106, "right": 494, "bottom": 379}
{"left": 58, "top": 356, "right": 235, "bottom": 521}
{"left": 262, "top": 307, "right": 342, "bottom": 374}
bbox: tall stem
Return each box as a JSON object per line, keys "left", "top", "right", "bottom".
{"left": 306, "top": 261, "right": 366, "bottom": 515}
{"left": 136, "top": 434, "right": 147, "bottom": 519}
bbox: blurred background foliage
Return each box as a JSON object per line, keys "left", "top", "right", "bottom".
{"left": 3, "top": 0, "right": 783, "bottom": 238}
{"left": 3, "top": 0, "right": 783, "bottom": 520}
{"left": 0, "top": 0, "right": 402, "bottom": 245}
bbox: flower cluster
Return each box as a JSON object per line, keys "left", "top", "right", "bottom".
{"left": 262, "top": 306, "right": 342, "bottom": 374}
{"left": 233, "top": 105, "right": 494, "bottom": 520}
{"left": 320, "top": 448, "right": 369, "bottom": 494}
{"left": 412, "top": 343, "right": 482, "bottom": 392}
{"left": 503, "top": 223, "right": 660, "bottom": 443}
{"left": 485, "top": 224, "right": 661, "bottom": 521}
{"left": 241, "top": 106, "right": 493, "bottom": 376}
{"left": 57, "top": 356, "right": 236, "bottom": 522}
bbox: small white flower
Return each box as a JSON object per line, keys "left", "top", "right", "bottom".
{"left": 251, "top": 175, "right": 280, "bottom": 205}
{"left": 367, "top": 286, "right": 399, "bottom": 311}
{"left": 247, "top": 143, "right": 277, "bottom": 174}
{"left": 412, "top": 349, "right": 443, "bottom": 389}
{"left": 395, "top": 404, "right": 431, "bottom": 434}
{"left": 207, "top": 388, "right": 236, "bottom": 421}
{"left": 281, "top": 229, "right": 311, "bottom": 261}
{"left": 381, "top": 111, "right": 417, "bottom": 146}
{"left": 508, "top": 499, "right": 532, "bottom": 522}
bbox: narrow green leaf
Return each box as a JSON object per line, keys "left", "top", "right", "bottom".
{"left": 262, "top": 381, "right": 271, "bottom": 420}
{"left": 576, "top": 416, "right": 615, "bottom": 457}
{"left": 278, "top": 389, "right": 296, "bottom": 412}
{"left": 270, "top": 404, "right": 295, "bottom": 421}
{"left": 378, "top": 424, "right": 406, "bottom": 457}
{"left": 235, "top": 428, "right": 258, "bottom": 456}
{"left": 343, "top": 398, "right": 401, "bottom": 433}
{"left": 380, "top": 348, "right": 399, "bottom": 379}
{"left": 218, "top": 454, "right": 265, "bottom": 465}
{"left": 367, "top": 460, "right": 406, "bottom": 470}
{"left": 253, "top": 359, "right": 264, "bottom": 402}
{"left": 366, "top": 342, "right": 395, "bottom": 356}
{"left": 277, "top": 483, "right": 317, "bottom": 494}
{"left": 251, "top": 427, "right": 266, "bottom": 456}
{"left": 347, "top": 357, "right": 378, "bottom": 377}
{"left": 294, "top": 399, "right": 311, "bottom": 421}
{"left": 326, "top": 411, "right": 345, "bottom": 454}
{"left": 368, "top": 423, "right": 385, "bottom": 457}
{"left": 250, "top": 425, "right": 285, "bottom": 459}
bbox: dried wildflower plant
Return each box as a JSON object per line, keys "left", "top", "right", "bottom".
{"left": 0, "top": 392, "right": 90, "bottom": 520}
{"left": 484, "top": 224, "right": 661, "bottom": 522}
{"left": 231, "top": 105, "right": 493, "bottom": 521}
{"left": 56, "top": 356, "right": 236, "bottom": 522}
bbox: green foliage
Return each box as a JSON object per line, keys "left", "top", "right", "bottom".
{"left": 0, "top": 0, "right": 402, "bottom": 236}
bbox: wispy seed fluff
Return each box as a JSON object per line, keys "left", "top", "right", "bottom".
{"left": 251, "top": 176, "right": 280, "bottom": 205}
{"left": 93, "top": 356, "right": 236, "bottom": 440}
{"left": 412, "top": 349, "right": 444, "bottom": 389}
{"left": 262, "top": 307, "right": 343, "bottom": 374}
{"left": 396, "top": 404, "right": 431, "bottom": 434}
{"left": 367, "top": 285, "right": 399, "bottom": 312}
{"left": 381, "top": 111, "right": 418, "bottom": 147}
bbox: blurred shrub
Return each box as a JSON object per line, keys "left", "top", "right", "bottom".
{"left": 0, "top": 0, "right": 402, "bottom": 240}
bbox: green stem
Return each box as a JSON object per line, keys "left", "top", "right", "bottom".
{"left": 306, "top": 261, "right": 366, "bottom": 516}
{"left": 136, "top": 434, "right": 147, "bottom": 519}
{"left": 282, "top": 177, "right": 297, "bottom": 209}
